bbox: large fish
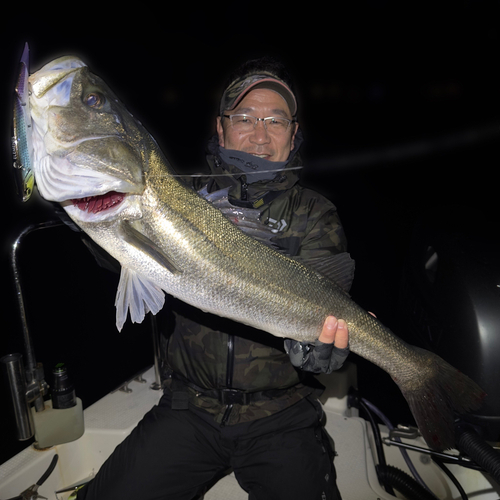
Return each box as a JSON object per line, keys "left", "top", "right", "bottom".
{"left": 24, "top": 54, "right": 484, "bottom": 451}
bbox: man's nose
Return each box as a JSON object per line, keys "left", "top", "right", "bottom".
{"left": 249, "top": 120, "right": 270, "bottom": 143}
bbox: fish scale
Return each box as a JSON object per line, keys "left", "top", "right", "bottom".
{"left": 25, "top": 55, "right": 485, "bottom": 451}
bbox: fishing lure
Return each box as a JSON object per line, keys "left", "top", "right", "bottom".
{"left": 12, "top": 42, "right": 34, "bottom": 202}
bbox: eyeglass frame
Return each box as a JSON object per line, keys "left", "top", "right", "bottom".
{"left": 222, "top": 114, "right": 297, "bottom": 133}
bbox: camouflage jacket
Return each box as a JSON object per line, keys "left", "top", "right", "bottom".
{"left": 160, "top": 134, "right": 350, "bottom": 425}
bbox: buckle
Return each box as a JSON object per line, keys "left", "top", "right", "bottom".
{"left": 219, "top": 389, "right": 251, "bottom": 405}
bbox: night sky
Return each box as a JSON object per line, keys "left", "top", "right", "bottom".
{"left": 1, "top": 3, "right": 500, "bottom": 464}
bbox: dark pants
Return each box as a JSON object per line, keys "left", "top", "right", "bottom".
{"left": 77, "top": 393, "right": 342, "bottom": 500}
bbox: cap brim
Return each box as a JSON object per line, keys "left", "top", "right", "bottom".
{"left": 222, "top": 77, "right": 297, "bottom": 117}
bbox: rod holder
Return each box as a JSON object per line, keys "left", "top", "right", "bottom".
{"left": 0, "top": 353, "right": 34, "bottom": 441}
{"left": 3, "top": 221, "right": 63, "bottom": 442}
{"left": 31, "top": 398, "right": 84, "bottom": 449}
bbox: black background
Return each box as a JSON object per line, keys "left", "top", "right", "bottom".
{"left": 1, "top": 2, "right": 500, "bottom": 465}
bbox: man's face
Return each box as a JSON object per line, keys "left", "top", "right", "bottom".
{"left": 217, "top": 88, "right": 299, "bottom": 162}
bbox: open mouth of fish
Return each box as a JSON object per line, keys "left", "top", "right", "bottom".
{"left": 63, "top": 188, "right": 142, "bottom": 224}
{"left": 72, "top": 191, "right": 125, "bottom": 214}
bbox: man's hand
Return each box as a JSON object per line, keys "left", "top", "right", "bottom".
{"left": 284, "top": 315, "right": 350, "bottom": 374}
{"left": 318, "top": 316, "right": 348, "bottom": 348}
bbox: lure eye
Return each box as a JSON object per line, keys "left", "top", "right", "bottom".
{"left": 85, "top": 92, "right": 105, "bottom": 109}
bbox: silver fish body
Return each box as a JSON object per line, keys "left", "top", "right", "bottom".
{"left": 27, "top": 56, "right": 485, "bottom": 451}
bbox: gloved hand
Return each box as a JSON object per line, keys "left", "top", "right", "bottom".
{"left": 284, "top": 317, "right": 349, "bottom": 374}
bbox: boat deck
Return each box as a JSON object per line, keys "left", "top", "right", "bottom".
{"left": 1, "top": 365, "right": 498, "bottom": 499}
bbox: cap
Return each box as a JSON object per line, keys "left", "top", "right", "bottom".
{"left": 219, "top": 72, "right": 297, "bottom": 117}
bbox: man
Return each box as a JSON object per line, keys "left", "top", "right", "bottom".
{"left": 77, "top": 57, "right": 353, "bottom": 500}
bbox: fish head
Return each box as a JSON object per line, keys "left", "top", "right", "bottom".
{"left": 29, "top": 56, "right": 147, "bottom": 223}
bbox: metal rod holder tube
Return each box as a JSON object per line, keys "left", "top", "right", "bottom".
{"left": 11, "top": 225, "right": 38, "bottom": 380}
{"left": 1, "top": 353, "right": 34, "bottom": 440}
{"left": 11, "top": 222, "right": 63, "bottom": 381}
{"left": 9, "top": 220, "right": 64, "bottom": 417}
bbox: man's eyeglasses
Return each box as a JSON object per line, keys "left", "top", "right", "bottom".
{"left": 223, "top": 114, "right": 296, "bottom": 135}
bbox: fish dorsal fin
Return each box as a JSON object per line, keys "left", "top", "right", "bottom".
{"left": 115, "top": 267, "right": 165, "bottom": 331}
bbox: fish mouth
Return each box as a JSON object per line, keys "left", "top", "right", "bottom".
{"left": 62, "top": 191, "right": 142, "bottom": 224}
{"left": 71, "top": 191, "right": 125, "bottom": 214}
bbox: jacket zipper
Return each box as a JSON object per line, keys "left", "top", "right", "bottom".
{"left": 221, "top": 334, "right": 235, "bottom": 426}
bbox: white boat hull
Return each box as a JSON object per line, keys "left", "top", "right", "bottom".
{"left": 1, "top": 365, "right": 498, "bottom": 499}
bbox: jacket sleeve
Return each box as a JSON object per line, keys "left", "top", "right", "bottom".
{"left": 295, "top": 198, "right": 348, "bottom": 260}
{"left": 283, "top": 191, "right": 353, "bottom": 373}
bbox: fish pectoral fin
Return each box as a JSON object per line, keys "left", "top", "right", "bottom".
{"left": 115, "top": 267, "right": 165, "bottom": 331}
{"left": 118, "top": 221, "right": 180, "bottom": 275}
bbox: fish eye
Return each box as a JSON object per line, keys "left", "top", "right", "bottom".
{"left": 84, "top": 92, "right": 105, "bottom": 109}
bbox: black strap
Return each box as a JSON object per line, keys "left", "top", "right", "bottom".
{"left": 170, "top": 372, "right": 290, "bottom": 407}
{"left": 171, "top": 378, "right": 190, "bottom": 410}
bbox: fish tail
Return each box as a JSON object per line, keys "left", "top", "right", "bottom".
{"left": 398, "top": 347, "right": 486, "bottom": 451}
